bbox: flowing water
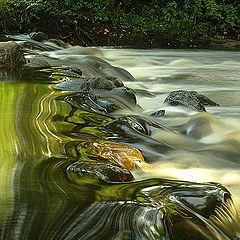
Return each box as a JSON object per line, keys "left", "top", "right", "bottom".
{"left": 0, "top": 36, "right": 240, "bottom": 239}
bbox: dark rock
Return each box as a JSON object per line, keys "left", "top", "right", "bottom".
{"left": 164, "top": 90, "right": 219, "bottom": 111}
{"left": 0, "top": 41, "right": 26, "bottom": 68}
{"left": 150, "top": 110, "right": 165, "bottom": 117}
{"left": 64, "top": 177, "right": 232, "bottom": 240}
{"left": 56, "top": 66, "right": 83, "bottom": 78}
{"left": 67, "top": 161, "right": 134, "bottom": 182}
{"left": 87, "top": 76, "right": 117, "bottom": 90}
{"left": 29, "top": 32, "right": 48, "bottom": 42}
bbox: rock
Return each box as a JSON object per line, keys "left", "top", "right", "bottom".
{"left": 66, "top": 139, "right": 144, "bottom": 182}
{"left": 67, "top": 161, "right": 134, "bottom": 182}
{"left": 150, "top": 110, "right": 165, "bottom": 117}
{"left": 29, "top": 32, "right": 48, "bottom": 42}
{"left": 77, "top": 56, "right": 136, "bottom": 81}
{"left": 164, "top": 90, "right": 219, "bottom": 111}
{"left": 87, "top": 76, "right": 119, "bottom": 90}
{"left": 25, "top": 56, "right": 51, "bottom": 68}
{"left": 0, "top": 41, "right": 26, "bottom": 68}
{"left": 64, "top": 178, "right": 232, "bottom": 240}
{"left": 78, "top": 139, "right": 144, "bottom": 170}
{"left": 57, "top": 66, "right": 83, "bottom": 78}
{"left": 95, "top": 86, "right": 137, "bottom": 109}
{"left": 56, "top": 75, "right": 123, "bottom": 92}
{"left": 58, "top": 75, "right": 137, "bottom": 113}
{"left": 64, "top": 86, "right": 138, "bottom": 114}
{"left": 57, "top": 78, "right": 85, "bottom": 91}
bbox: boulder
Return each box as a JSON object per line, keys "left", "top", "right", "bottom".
{"left": 0, "top": 41, "right": 26, "bottom": 68}
{"left": 29, "top": 32, "right": 48, "bottom": 42}
{"left": 164, "top": 90, "right": 219, "bottom": 111}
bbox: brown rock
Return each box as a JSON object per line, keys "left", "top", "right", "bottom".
{"left": 0, "top": 41, "right": 26, "bottom": 68}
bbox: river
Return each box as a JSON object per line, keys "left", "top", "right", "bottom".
{"left": 0, "top": 37, "right": 240, "bottom": 239}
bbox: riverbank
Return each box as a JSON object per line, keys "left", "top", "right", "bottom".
{"left": 0, "top": 0, "right": 239, "bottom": 49}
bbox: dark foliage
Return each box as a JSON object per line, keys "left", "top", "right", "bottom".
{"left": 0, "top": 0, "right": 239, "bottom": 47}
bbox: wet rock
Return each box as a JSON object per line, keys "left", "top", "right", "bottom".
{"left": 56, "top": 78, "right": 85, "bottom": 91}
{"left": 64, "top": 87, "right": 138, "bottom": 114}
{"left": 64, "top": 91, "right": 115, "bottom": 114}
{"left": 64, "top": 178, "right": 232, "bottom": 240}
{"left": 29, "top": 32, "right": 48, "bottom": 42}
{"left": 87, "top": 76, "right": 122, "bottom": 90}
{"left": 56, "top": 75, "right": 124, "bottom": 92}
{"left": 56, "top": 66, "right": 83, "bottom": 78}
{"left": 182, "top": 113, "right": 216, "bottom": 139}
{"left": 164, "top": 90, "right": 219, "bottom": 111}
{"left": 0, "top": 41, "right": 26, "bottom": 68}
{"left": 77, "top": 56, "right": 136, "bottom": 81}
{"left": 66, "top": 139, "right": 143, "bottom": 183}
{"left": 85, "top": 75, "right": 124, "bottom": 90}
{"left": 78, "top": 139, "right": 144, "bottom": 170}
{"left": 25, "top": 56, "right": 51, "bottom": 68}
{"left": 59, "top": 76, "right": 138, "bottom": 113}
{"left": 150, "top": 109, "right": 165, "bottom": 117}
{"left": 67, "top": 161, "right": 134, "bottom": 182}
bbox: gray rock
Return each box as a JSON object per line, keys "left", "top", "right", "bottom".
{"left": 25, "top": 56, "right": 51, "bottom": 68}
{"left": 0, "top": 41, "right": 26, "bottom": 68}
{"left": 56, "top": 78, "right": 86, "bottom": 91}
{"left": 56, "top": 75, "right": 124, "bottom": 92}
{"left": 164, "top": 90, "right": 219, "bottom": 111}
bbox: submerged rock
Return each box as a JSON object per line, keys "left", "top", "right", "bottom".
{"left": 0, "top": 41, "right": 26, "bottom": 68}
{"left": 164, "top": 90, "right": 219, "bottom": 111}
{"left": 65, "top": 176, "right": 232, "bottom": 240}
{"left": 67, "top": 161, "right": 134, "bottom": 182}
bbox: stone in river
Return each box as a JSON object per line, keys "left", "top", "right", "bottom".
{"left": 79, "top": 139, "right": 144, "bottom": 170}
{"left": 164, "top": 90, "right": 219, "bottom": 111}
{"left": 0, "top": 41, "right": 26, "bottom": 68}
{"left": 67, "top": 161, "right": 134, "bottom": 182}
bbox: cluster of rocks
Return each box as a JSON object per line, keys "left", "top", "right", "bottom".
{"left": 0, "top": 37, "right": 222, "bottom": 177}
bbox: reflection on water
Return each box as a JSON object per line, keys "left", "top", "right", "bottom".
{"left": 0, "top": 38, "right": 240, "bottom": 239}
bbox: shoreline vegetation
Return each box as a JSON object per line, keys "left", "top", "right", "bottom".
{"left": 0, "top": 0, "right": 240, "bottom": 49}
